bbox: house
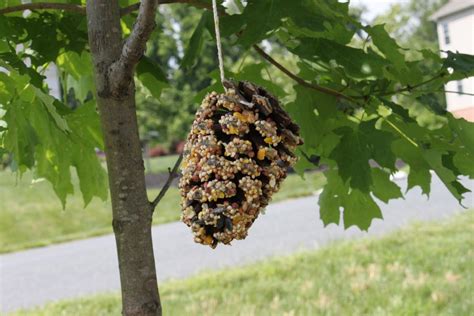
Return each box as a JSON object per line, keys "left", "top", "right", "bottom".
{"left": 431, "top": 0, "right": 474, "bottom": 121}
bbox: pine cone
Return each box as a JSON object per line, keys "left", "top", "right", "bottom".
{"left": 179, "top": 80, "right": 303, "bottom": 248}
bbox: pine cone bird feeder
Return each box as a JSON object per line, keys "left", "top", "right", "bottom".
{"left": 179, "top": 80, "right": 303, "bottom": 248}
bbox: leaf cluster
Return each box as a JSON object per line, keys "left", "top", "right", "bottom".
{"left": 0, "top": 0, "right": 473, "bottom": 230}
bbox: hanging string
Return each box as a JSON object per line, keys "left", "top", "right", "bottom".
{"left": 211, "top": 0, "right": 226, "bottom": 89}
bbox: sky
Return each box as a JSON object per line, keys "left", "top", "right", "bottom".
{"left": 350, "top": 0, "right": 411, "bottom": 21}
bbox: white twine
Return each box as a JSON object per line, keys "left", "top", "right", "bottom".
{"left": 211, "top": 0, "right": 226, "bottom": 89}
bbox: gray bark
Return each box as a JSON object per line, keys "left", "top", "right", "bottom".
{"left": 86, "top": 1, "right": 161, "bottom": 315}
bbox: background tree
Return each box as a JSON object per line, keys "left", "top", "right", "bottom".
{"left": 0, "top": 0, "right": 473, "bottom": 315}
{"left": 373, "top": 0, "right": 448, "bottom": 55}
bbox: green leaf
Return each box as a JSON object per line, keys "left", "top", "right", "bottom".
{"left": 136, "top": 56, "right": 168, "bottom": 99}
{"left": 453, "top": 151, "right": 474, "bottom": 178}
{"left": 28, "top": 97, "right": 74, "bottom": 206}
{"left": 34, "top": 87, "right": 71, "bottom": 133}
{"left": 67, "top": 101, "right": 108, "bottom": 206}
{"left": 0, "top": 52, "right": 45, "bottom": 88}
{"left": 66, "top": 100, "right": 104, "bottom": 150}
{"left": 284, "top": 1, "right": 354, "bottom": 45}
{"left": 360, "top": 121, "right": 397, "bottom": 171}
{"left": 365, "top": 24, "right": 406, "bottom": 70}
{"left": 3, "top": 101, "right": 38, "bottom": 170}
{"left": 193, "top": 70, "right": 224, "bottom": 104}
{"left": 292, "top": 148, "right": 318, "bottom": 176}
{"left": 289, "top": 38, "right": 388, "bottom": 78}
{"left": 236, "top": 0, "right": 285, "bottom": 47}
{"left": 232, "top": 63, "right": 286, "bottom": 97}
{"left": 448, "top": 114, "right": 474, "bottom": 155}
{"left": 66, "top": 74, "right": 94, "bottom": 102}
{"left": 392, "top": 139, "right": 431, "bottom": 196}
{"left": 73, "top": 147, "right": 108, "bottom": 206}
{"left": 319, "top": 169, "right": 383, "bottom": 230}
{"left": 286, "top": 86, "right": 341, "bottom": 155}
{"left": 25, "top": 13, "right": 61, "bottom": 64}
{"left": 181, "top": 11, "right": 212, "bottom": 69}
{"left": 57, "top": 51, "right": 92, "bottom": 80}
{"left": 318, "top": 169, "right": 344, "bottom": 226}
{"left": 0, "top": 72, "right": 16, "bottom": 104}
{"left": 2, "top": 66, "right": 107, "bottom": 207}
{"left": 330, "top": 127, "right": 372, "bottom": 192}
{"left": 343, "top": 189, "right": 383, "bottom": 230}
{"left": 0, "top": 1, "right": 21, "bottom": 9}
{"left": 417, "top": 93, "right": 446, "bottom": 115}
{"left": 443, "top": 51, "right": 474, "bottom": 79}
{"left": 370, "top": 168, "right": 403, "bottom": 203}
{"left": 422, "top": 149, "right": 470, "bottom": 203}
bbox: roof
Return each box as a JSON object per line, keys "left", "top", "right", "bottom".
{"left": 430, "top": 0, "right": 474, "bottom": 21}
{"left": 451, "top": 107, "right": 474, "bottom": 122}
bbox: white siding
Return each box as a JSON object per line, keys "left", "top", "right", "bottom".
{"left": 436, "top": 8, "right": 474, "bottom": 112}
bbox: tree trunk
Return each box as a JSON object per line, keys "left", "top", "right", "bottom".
{"left": 86, "top": 1, "right": 161, "bottom": 315}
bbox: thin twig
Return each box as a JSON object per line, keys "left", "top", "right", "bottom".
{"left": 372, "top": 73, "right": 446, "bottom": 98}
{"left": 401, "top": 89, "right": 474, "bottom": 97}
{"left": 0, "top": 2, "right": 85, "bottom": 14}
{"left": 0, "top": 0, "right": 202, "bottom": 16}
{"left": 437, "top": 90, "right": 474, "bottom": 96}
{"left": 150, "top": 153, "right": 183, "bottom": 211}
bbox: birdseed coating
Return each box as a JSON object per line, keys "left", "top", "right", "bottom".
{"left": 179, "top": 80, "right": 303, "bottom": 248}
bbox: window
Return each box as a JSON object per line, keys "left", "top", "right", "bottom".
{"left": 442, "top": 23, "right": 450, "bottom": 44}
{"left": 457, "top": 80, "right": 463, "bottom": 94}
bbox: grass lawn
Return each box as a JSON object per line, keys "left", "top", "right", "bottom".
{"left": 0, "top": 156, "right": 325, "bottom": 253}
{"left": 12, "top": 211, "right": 473, "bottom": 315}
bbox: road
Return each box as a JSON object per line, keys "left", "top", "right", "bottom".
{"left": 1, "top": 175, "right": 472, "bottom": 313}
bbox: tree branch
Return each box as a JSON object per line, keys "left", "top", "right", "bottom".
{"left": 0, "top": 1, "right": 218, "bottom": 16}
{"left": 109, "top": 0, "right": 158, "bottom": 95}
{"left": 369, "top": 72, "right": 447, "bottom": 98}
{"left": 150, "top": 153, "right": 183, "bottom": 212}
{"left": 120, "top": 2, "right": 141, "bottom": 16}
{"left": 443, "top": 90, "right": 474, "bottom": 96}
{"left": 252, "top": 45, "right": 358, "bottom": 103}
{"left": 406, "top": 89, "right": 474, "bottom": 97}
{"left": 0, "top": 2, "right": 85, "bottom": 15}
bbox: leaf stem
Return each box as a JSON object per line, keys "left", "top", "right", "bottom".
{"left": 385, "top": 118, "right": 418, "bottom": 148}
